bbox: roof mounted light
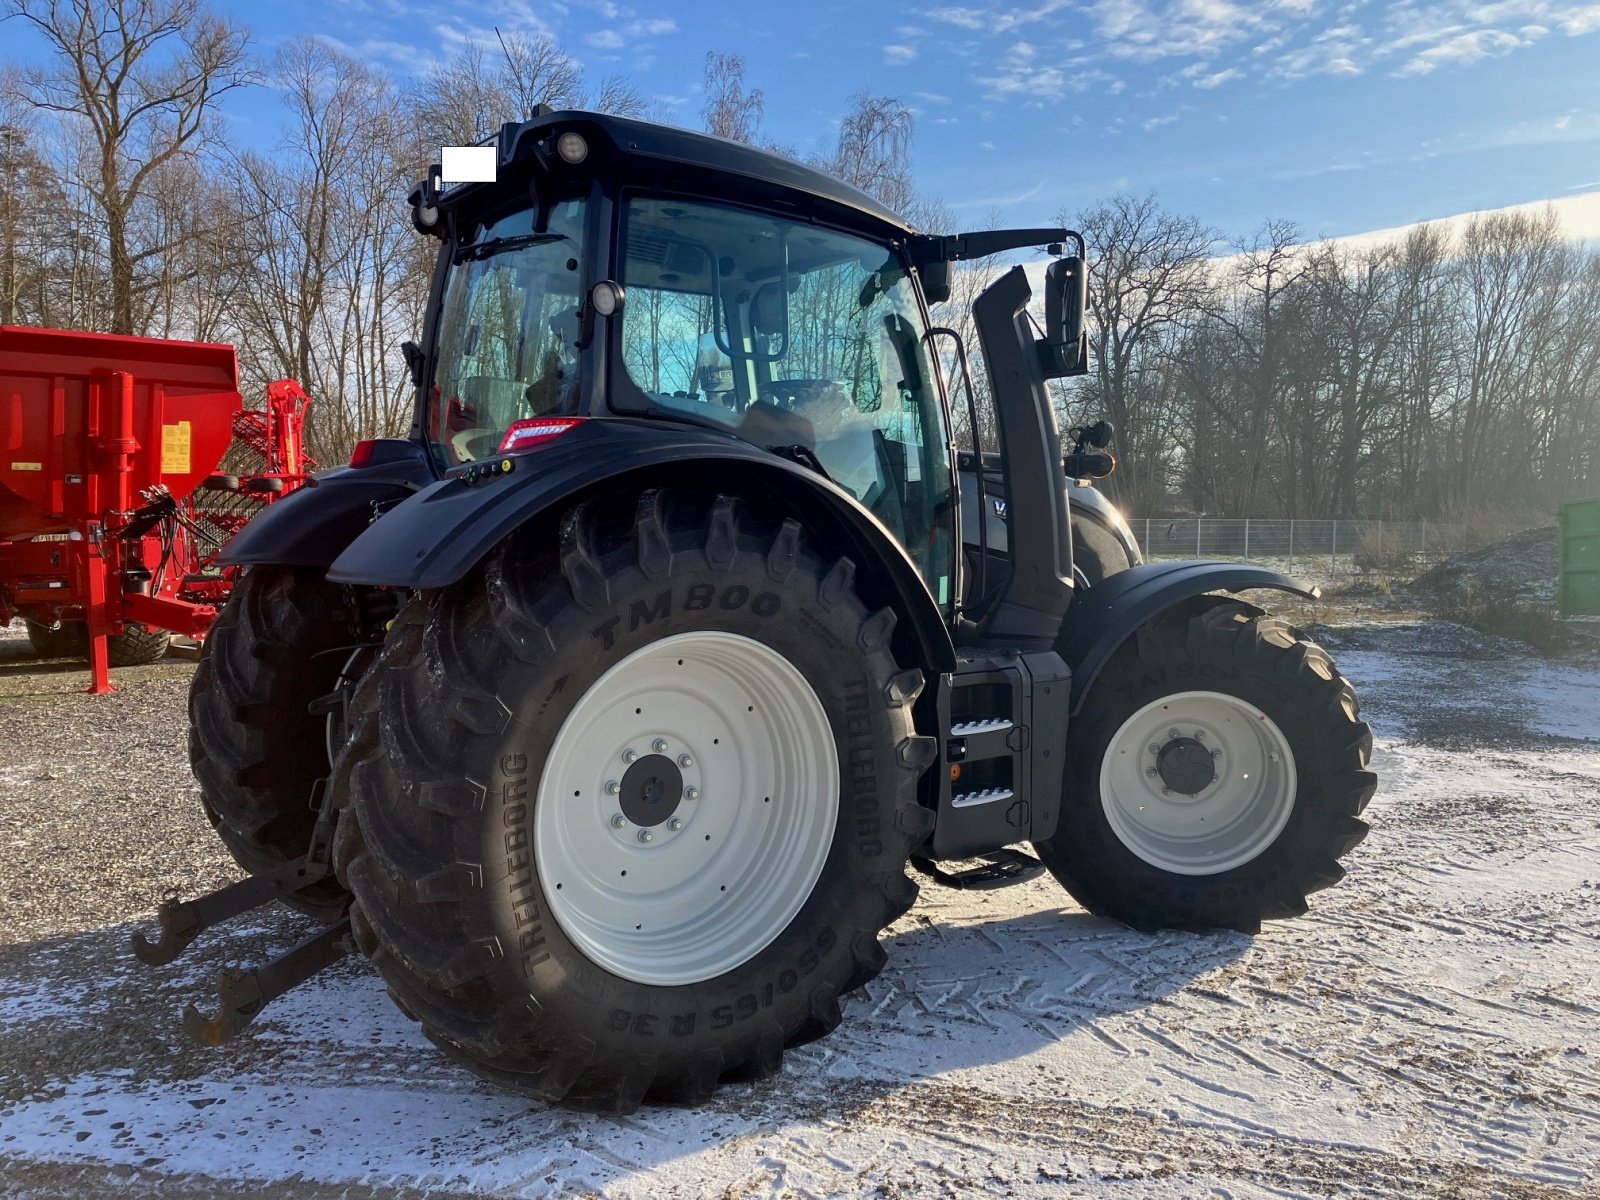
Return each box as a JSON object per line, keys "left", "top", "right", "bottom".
{"left": 556, "top": 131, "right": 588, "bottom": 164}
{"left": 415, "top": 204, "right": 439, "bottom": 228}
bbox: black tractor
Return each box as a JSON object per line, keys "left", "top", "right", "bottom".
{"left": 141, "top": 109, "right": 1375, "bottom": 1112}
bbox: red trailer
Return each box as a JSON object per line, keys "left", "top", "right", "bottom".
{"left": 0, "top": 326, "right": 311, "bottom": 692}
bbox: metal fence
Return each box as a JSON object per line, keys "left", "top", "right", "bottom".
{"left": 1133, "top": 518, "right": 1461, "bottom": 574}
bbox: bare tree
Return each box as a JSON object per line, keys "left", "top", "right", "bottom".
{"left": 824, "top": 93, "right": 915, "bottom": 213}
{"left": 701, "top": 51, "right": 762, "bottom": 144}
{"left": 8, "top": 0, "right": 250, "bottom": 333}
{"left": 1061, "top": 193, "right": 1215, "bottom": 513}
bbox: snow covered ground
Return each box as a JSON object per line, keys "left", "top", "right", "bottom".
{"left": 1, "top": 618, "right": 1598, "bottom": 1197}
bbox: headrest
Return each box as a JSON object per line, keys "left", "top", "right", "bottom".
{"left": 750, "top": 283, "right": 785, "bottom": 336}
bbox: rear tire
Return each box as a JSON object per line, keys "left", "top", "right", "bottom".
{"left": 24, "top": 619, "right": 170, "bottom": 665}
{"left": 188, "top": 566, "right": 354, "bottom": 920}
{"left": 1035, "top": 601, "right": 1375, "bottom": 932}
{"left": 334, "top": 489, "right": 935, "bottom": 1111}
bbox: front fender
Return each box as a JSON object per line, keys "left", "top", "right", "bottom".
{"left": 326, "top": 420, "right": 957, "bottom": 672}
{"left": 218, "top": 442, "right": 434, "bottom": 568}
{"left": 1056, "top": 561, "right": 1317, "bottom": 713}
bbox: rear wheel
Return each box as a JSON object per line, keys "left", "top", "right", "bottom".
{"left": 1035, "top": 601, "right": 1375, "bottom": 931}
{"left": 188, "top": 566, "right": 355, "bottom": 920}
{"left": 334, "top": 489, "right": 935, "bottom": 1111}
{"left": 25, "top": 619, "right": 171, "bottom": 665}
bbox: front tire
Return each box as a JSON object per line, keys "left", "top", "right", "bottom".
{"left": 1035, "top": 601, "right": 1375, "bottom": 931}
{"left": 334, "top": 489, "right": 935, "bottom": 1111}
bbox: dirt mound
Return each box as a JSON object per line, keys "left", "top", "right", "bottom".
{"left": 1409, "top": 525, "right": 1560, "bottom": 605}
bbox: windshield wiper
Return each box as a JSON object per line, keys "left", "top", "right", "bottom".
{"left": 456, "top": 232, "right": 571, "bottom": 262}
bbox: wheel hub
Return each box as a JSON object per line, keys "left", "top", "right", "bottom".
{"left": 534, "top": 630, "right": 839, "bottom": 986}
{"left": 1156, "top": 736, "right": 1216, "bottom": 796}
{"left": 1100, "top": 690, "right": 1297, "bottom": 876}
{"left": 619, "top": 754, "right": 684, "bottom": 827}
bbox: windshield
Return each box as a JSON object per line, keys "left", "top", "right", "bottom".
{"left": 615, "top": 196, "right": 955, "bottom": 608}
{"left": 428, "top": 198, "right": 586, "bottom": 465}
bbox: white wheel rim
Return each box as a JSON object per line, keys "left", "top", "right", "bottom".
{"left": 1100, "top": 690, "right": 1296, "bottom": 876}
{"left": 533, "top": 630, "right": 838, "bottom": 986}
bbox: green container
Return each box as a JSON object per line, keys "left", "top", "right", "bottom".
{"left": 1560, "top": 496, "right": 1600, "bottom": 615}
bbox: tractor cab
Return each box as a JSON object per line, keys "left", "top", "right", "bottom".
{"left": 402, "top": 108, "right": 1091, "bottom": 648}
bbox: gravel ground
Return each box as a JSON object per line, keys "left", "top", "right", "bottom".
{"left": 0, "top": 623, "right": 240, "bottom": 944}
{"left": 1, "top": 613, "right": 1598, "bottom": 1198}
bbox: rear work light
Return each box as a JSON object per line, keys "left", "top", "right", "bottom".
{"left": 499, "top": 416, "right": 585, "bottom": 453}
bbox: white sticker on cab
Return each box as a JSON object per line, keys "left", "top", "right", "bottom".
{"left": 440, "top": 145, "right": 497, "bottom": 184}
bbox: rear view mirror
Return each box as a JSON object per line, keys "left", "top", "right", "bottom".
{"left": 1039, "top": 255, "right": 1089, "bottom": 378}
{"left": 920, "top": 259, "right": 952, "bottom": 305}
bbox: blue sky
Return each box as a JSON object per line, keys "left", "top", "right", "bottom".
{"left": 6, "top": 0, "right": 1600, "bottom": 240}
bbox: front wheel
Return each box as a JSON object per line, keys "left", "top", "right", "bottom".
{"left": 334, "top": 489, "right": 935, "bottom": 1111}
{"left": 1036, "top": 601, "right": 1375, "bottom": 931}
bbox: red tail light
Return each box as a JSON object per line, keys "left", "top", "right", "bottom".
{"left": 499, "top": 416, "right": 584, "bottom": 453}
{"left": 349, "top": 439, "right": 378, "bottom": 467}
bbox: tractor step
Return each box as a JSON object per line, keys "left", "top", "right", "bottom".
{"left": 184, "top": 918, "right": 352, "bottom": 1046}
{"left": 131, "top": 857, "right": 332, "bottom": 967}
{"left": 911, "top": 847, "right": 1047, "bottom": 890}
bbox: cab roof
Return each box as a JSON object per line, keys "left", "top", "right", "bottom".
{"left": 425, "top": 108, "right": 917, "bottom": 242}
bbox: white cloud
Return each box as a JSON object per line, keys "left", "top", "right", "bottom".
{"left": 927, "top": 5, "right": 988, "bottom": 30}
{"left": 1395, "top": 26, "right": 1536, "bottom": 75}
{"left": 921, "top": 0, "right": 1600, "bottom": 109}
{"left": 1142, "top": 112, "right": 1180, "bottom": 129}
{"left": 585, "top": 29, "right": 625, "bottom": 49}
{"left": 884, "top": 44, "right": 918, "bottom": 65}
{"left": 1559, "top": 3, "right": 1600, "bottom": 33}
{"left": 626, "top": 17, "right": 676, "bottom": 36}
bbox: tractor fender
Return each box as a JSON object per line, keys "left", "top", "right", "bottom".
{"left": 325, "top": 419, "right": 957, "bottom": 673}
{"left": 218, "top": 440, "right": 435, "bottom": 569}
{"left": 1056, "top": 561, "right": 1317, "bottom": 714}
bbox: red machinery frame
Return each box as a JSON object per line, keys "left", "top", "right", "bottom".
{"left": 1, "top": 326, "right": 313, "bottom": 692}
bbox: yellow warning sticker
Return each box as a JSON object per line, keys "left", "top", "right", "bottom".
{"left": 161, "top": 422, "right": 192, "bottom": 474}
{"left": 9, "top": 461, "right": 42, "bottom": 472}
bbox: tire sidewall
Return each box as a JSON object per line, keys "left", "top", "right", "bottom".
{"left": 463, "top": 538, "right": 906, "bottom": 1065}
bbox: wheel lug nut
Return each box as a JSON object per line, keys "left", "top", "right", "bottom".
{"left": 678, "top": 753, "right": 694, "bottom": 768}
{"left": 637, "top": 829, "right": 653, "bottom": 843}
{"left": 622, "top": 748, "right": 638, "bottom": 764}
{"left": 652, "top": 738, "right": 669, "bottom": 753}
{"left": 1145, "top": 767, "right": 1158, "bottom": 777}
{"left": 1211, "top": 748, "right": 1223, "bottom": 759}
{"left": 685, "top": 786, "right": 699, "bottom": 801}
{"left": 668, "top": 817, "right": 683, "bottom": 832}
{"left": 1168, "top": 727, "right": 1181, "bottom": 739}
{"left": 1148, "top": 743, "right": 1161, "bottom": 754}
{"left": 611, "top": 813, "right": 628, "bottom": 829}
{"left": 1193, "top": 730, "right": 1205, "bottom": 741}
{"left": 605, "top": 780, "right": 620, "bottom": 795}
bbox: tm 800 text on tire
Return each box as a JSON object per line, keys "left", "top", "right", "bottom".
{"left": 334, "top": 488, "right": 936, "bottom": 1112}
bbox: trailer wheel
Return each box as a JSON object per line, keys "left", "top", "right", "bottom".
{"left": 189, "top": 566, "right": 354, "bottom": 920}
{"left": 1036, "top": 601, "right": 1375, "bottom": 932}
{"left": 334, "top": 489, "right": 934, "bottom": 1111}
{"left": 24, "top": 619, "right": 170, "bottom": 665}
{"left": 24, "top": 620, "right": 79, "bottom": 659}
